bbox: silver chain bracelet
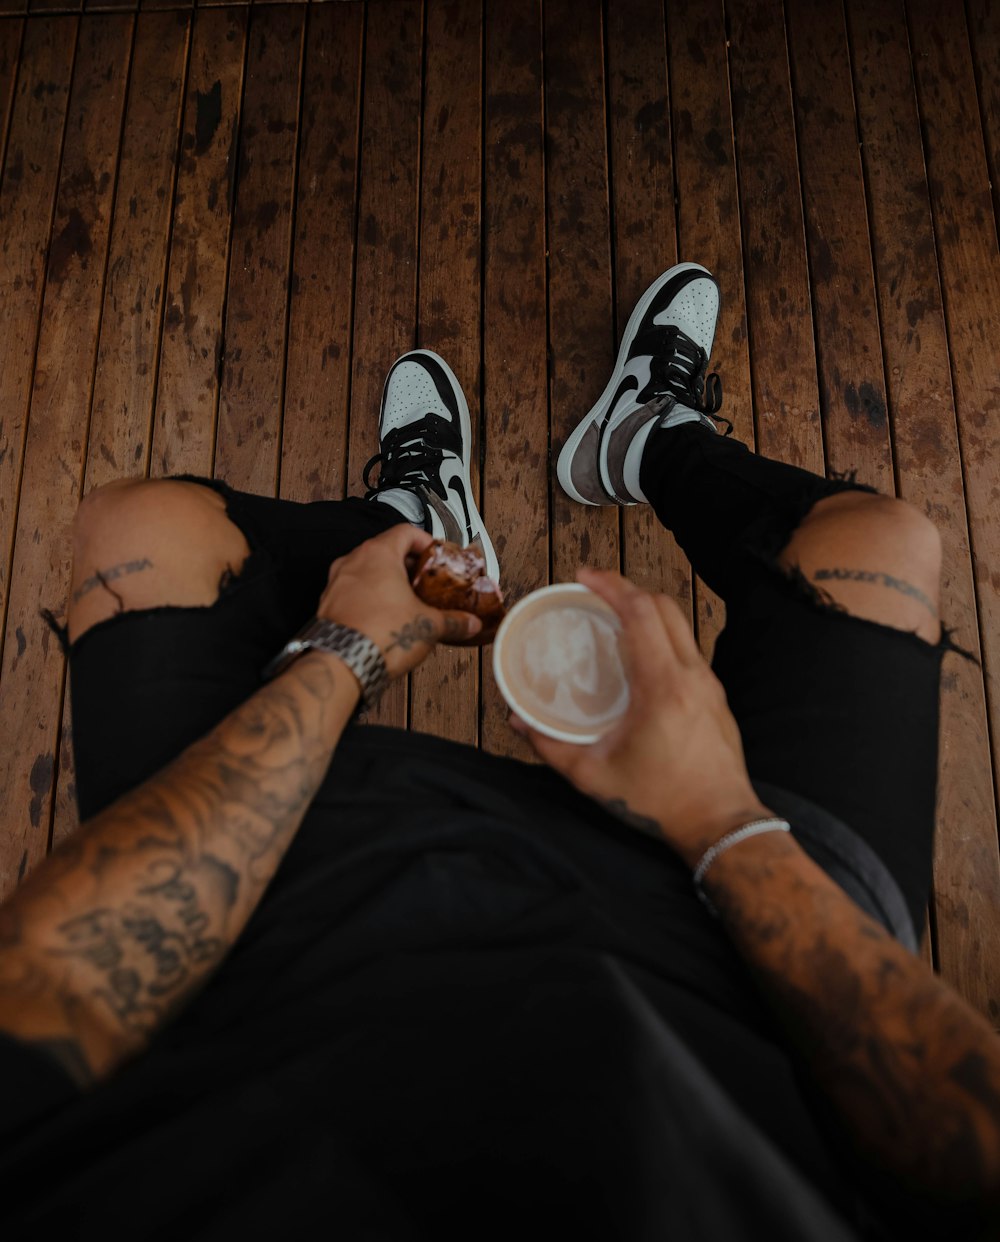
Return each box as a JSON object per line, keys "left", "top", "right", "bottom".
{"left": 693, "top": 818, "right": 791, "bottom": 916}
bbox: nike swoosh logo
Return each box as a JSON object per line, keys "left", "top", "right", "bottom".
{"left": 608, "top": 374, "right": 639, "bottom": 417}
{"left": 419, "top": 485, "right": 465, "bottom": 546}
{"left": 446, "top": 477, "right": 473, "bottom": 535}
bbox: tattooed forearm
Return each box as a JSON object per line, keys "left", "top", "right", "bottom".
{"left": 0, "top": 651, "right": 360, "bottom": 1085}
{"left": 704, "top": 834, "right": 1000, "bottom": 1218}
{"left": 813, "top": 566, "right": 938, "bottom": 618}
{"left": 72, "top": 557, "right": 154, "bottom": 604}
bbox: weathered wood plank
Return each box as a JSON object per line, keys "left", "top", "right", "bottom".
{"left": 50, "top": 9, "right": 189, "bottom": 850}
{"left": 849, "top": 0, "right": 1000, "bottom": 1018}
{"left": 726, "top": 0, "right": 823, "bottom": 474}
{"left": 480, "top": 0, "right": 547, "bottom": 759}
{"left": 607, "top": 0, "right": 691, "bottom": 627}
{"left": 213, "top": 4, "right": 303, "bottom": 494}
{"left": 151, "top": 6, "right": 248, "bottom": 478}
{"left": 0, "top": 19, "right": 75, "bottom": 637}
{"left": 0, "top": 0, "right": 27, "bottom": 16}
{"left": 786, "top": 0, "right": 893, "bottom": 494}
{"left": 410, "top": 0, "right": 481, "bottom": 746}
{"left": 346, "top": 0, "right": 422, "bottom": 730}
{"left": 544, "top": 0, "right": 617, "bottom": 588}
{"left": 280, "top": 0, "right": 362, "bottom": 503}
{"left": 903, "top": 0, "right": 1000, "bottom": 1018}
{"left": 668, "top": 0, "right": 754, "bottom": 660}
{"left": 966, "top": 0, "right": 999, "bottom": 237}
{"left": 0, "top": 14, "right": 133, "bottom": 899}
{"left": 83, "top": 10, "right": 190, "bottom": 489}
{"left": 30, "top": 0, "right": 82, "bottom": 12}
{"left": 0, "top": 19, "right": 21, "bottom": 147}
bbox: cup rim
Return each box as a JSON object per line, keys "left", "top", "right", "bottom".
{"left": 492, "top": 583, "right": 627, "bottom": 745}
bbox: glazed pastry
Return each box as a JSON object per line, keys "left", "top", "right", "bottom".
{"left": 410, "top": 540, "right": 506, "bottom": 646}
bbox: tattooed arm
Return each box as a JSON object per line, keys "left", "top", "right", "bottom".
{"left": 0, "top": 524, "right": 481, "bottom": 1089}
{"left": 0, "top": 651, "right": 361, "bottom": 1087}
{"left": 699, "top": 830, "right": 1000, "bottom": 1220}
{"left": 515, "top": 567, "right": 1000, "bottom": 1221}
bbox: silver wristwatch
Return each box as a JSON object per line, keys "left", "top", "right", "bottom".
{"left": 262, "top": 617, "right": 388, "bottom": 710}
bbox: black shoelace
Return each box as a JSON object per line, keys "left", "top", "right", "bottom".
{"left": 649, "top": 325, "right": 733, "bottom": 435}
{"left": 363, "top": 416, "right": 448, "bottom": 498}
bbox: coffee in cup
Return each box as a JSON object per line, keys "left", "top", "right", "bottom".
{"left": 492, "top": 583, "right": 630, "bottom": 744}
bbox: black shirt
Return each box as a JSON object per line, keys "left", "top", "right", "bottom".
{"left": 0, "top": 725, "right": 913, "bottom": 1239}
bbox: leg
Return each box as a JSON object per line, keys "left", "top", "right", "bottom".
{"left": 64, "top": 475, "right": 403, "bottom": 820}
{"left": 639, "top": 423, "right": 962, "bottom": 931}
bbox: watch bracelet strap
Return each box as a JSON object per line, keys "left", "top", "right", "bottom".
{"left": 262, "top": 618, "right": 388, "bottom": 710}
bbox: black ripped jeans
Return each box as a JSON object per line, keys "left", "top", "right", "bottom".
{"left": 62, "top": 424, "right": 970, "bottom": 936}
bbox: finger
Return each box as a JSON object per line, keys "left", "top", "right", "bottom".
{"left": 437, "top": 610, "right": 483, "bottom": 643}
{"left": 379, "top": 522, "right": 437, "bottom": 560}
{"left": 652, "top": 594, "right": 703, "bottom": 668}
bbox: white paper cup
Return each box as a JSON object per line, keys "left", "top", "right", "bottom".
{"left": 492, "top": 583, "right": 630, "bottom": 744}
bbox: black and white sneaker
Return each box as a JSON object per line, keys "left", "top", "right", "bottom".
{"left": 364, "top": 350, "right": 500, "bottom": 582}
{"left": 556, "top": 263, "right": 731, "bottom": 506}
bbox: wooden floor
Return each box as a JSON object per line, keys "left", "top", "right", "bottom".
{"left": 0, "top": 0, "right": 998, "bottom": 1019}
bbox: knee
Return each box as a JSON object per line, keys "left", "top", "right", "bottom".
{"left": 72, "top": 478, "right": 150, "bottom": 554}
{"left": 813, "top": 491, "right": 942, "bottom": 571}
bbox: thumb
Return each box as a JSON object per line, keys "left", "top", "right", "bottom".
{"left": 509, "top": 714, "right": 580, "bottom": 775}
{"left": 437, "top": 610, "right": 483, "bottom": 643}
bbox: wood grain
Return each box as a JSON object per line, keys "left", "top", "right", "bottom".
{"left": 213, "top": 3, "right": 303, "bottom": 495}
{"left": 667, "top": 0, "right": 755, "bottom": 660}
{"left": 480, "top": 0, "right": 548, "bottom": 759}
{"left": 606, "top": 0, "right": 691, "bottom": 621}
{"left": 786, "top": 0, "right": 893, "bottom": 495}
{"left": 904, "top": 0, "right": 1000, "bottom": 1019}
{"left": 410, "top": 0, "right": 481, "bottom": 746}
{"left": 346, "top": 0, "right": 422, "bottom": 730}
{"left": 280, "top": 0, "right": 362, "bottom": 503}
{"left": 965, "top": 0, "right": 1000, "bottom": 238}
{"left": 726, "top": 0, "right": 823, "bottom": 474}
{"left": 151, "top": 6, "right": 248, "bottom": 479}
{"left": 0, "top": 18, "right": 20, "bottom": 145}
{"left": 0, "top": 14, "right": 133, "bottom": 899}
{"left": 49, "top": 9, "right": 189, "bottom": 850}
{"left": 544, "top": 0, "right": 618, "bottom": 588}
{"left": 0, "top": 19, "right": 75, "bottom": 635}
{"left": 0, "top": 0, "right": 26, "bottom": 16}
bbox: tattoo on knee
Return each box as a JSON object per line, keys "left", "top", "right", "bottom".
{"left": 73, "top": 558, "right": 154, "bottom": 606}
{"left": 813, "top": 568, "right": 938, "bottom": 618}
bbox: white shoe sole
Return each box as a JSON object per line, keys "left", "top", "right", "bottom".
{"left": 556, "top": 262, "right": 712, "bottom": 506}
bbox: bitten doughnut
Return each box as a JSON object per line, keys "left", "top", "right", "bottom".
{"left": 409, "top": 540, "right": 506, "bottom": 646}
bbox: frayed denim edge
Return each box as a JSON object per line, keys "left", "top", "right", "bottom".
{"left": 41, "top": 474, "right": 269, "bottom": 661}
{"left": 746, "top": 469, "right": 980, "bottom": 668}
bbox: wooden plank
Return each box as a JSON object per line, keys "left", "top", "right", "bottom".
{"left": 83, "top": 10, "right": 190, "bottom": 489}
{"left": 0, "top": 19, "right": 75, "bottom": 636}
{"left": 410, "top": 0, "right": 481, "bottom": 746}
{"left": 480, "top": 0, "right": 548, "bottom": 759}
{"left": 0, "top": 13, "right": 133, "bottom": 899}
{"left": 544, "top": 0, "right": 617, "bottom": 588}
{"left": 966, "top": 0, "right": 1000, "bottom": 237}
{"left": 346, "top": 0, "right": 422, "bottom": 730}
{"left": 141, "top": 0, "right": 192, "bottom": 11}
{"left": 902, "top": 0, "right": 1000, "bottom": 1017}
{"left": 606, "top": 0, "right": 691, "bottom": 630}
{"left": 0, "top": 18, "right": 21, "bottom": 147}
{"left": 150, "top": 6, "right": 248, "bottom": 478}
{"left": 213, "top": 4, "right": 304, "bottom": 494}
{"left": 280, "top": 0, "right": 361, "bottom": 503}
{"left": 786, "top": 0, "right": 893, "bottom": 494}
{"left": 49, "top": 9, "right": 189, "bottom": 850}
{"left": 849, "top": 0, "right": 1000, "bottom": 1017}
{"left": 30, "top": 0, "right": 82, "bottom": 11}
{"left": 667, "top": 0, "right": 754, "bottom": 659}
{"left": 726, "top": 0, "right": 823, "bottom": 474}
{"left": 0, "top": 0, "right": 27, "bottom": 16}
